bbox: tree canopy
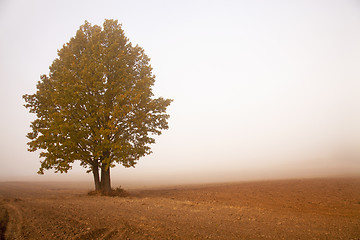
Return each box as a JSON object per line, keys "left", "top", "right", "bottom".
{"left": 23, "top": 19, "right": 172, "bottom": 192}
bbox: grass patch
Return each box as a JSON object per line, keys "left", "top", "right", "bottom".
{"left": 88, "top": 186, "right": 129, "bottom": 197}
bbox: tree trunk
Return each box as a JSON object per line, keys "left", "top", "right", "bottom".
{"left": 92, "top": 165, "right": 101, "bottom": 191}
{"left": 100, "top": 165, "right": 111, "bottom": 193}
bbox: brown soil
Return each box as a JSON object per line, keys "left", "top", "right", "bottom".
{"left": 0, "top": 178, "right": 359, "bottom": 239}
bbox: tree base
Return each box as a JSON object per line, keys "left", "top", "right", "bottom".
{"left": 88, "top": 186, "right": 129, "bottom": 197}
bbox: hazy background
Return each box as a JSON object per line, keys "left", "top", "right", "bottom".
{"left": 0, "top": 0, "right": 359, "bottom": 187}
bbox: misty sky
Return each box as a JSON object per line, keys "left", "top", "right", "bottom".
{"left": 0, "top": 0, "right": 359, "bottom": 185}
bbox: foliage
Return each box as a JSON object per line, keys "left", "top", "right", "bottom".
{"left": 23, "top": 19, "right": 172, "bottom": 191}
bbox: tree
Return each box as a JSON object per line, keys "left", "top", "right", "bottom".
{"left": 23, "top": 20, "right": 172, "bottom": 193}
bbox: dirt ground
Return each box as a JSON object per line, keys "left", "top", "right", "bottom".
{"left": 0, "top": 178, "right": 359, "bottom": 239}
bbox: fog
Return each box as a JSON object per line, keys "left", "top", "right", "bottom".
{"left": 0, "top": 0, "right": 359, "bottom": 186}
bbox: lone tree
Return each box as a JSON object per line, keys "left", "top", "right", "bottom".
{"left": 23, "top": 20, "right": 172, "bottom": 193}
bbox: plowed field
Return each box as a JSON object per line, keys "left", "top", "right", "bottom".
{"left": 1, "top": 178, "right": 359, "bottom": 239}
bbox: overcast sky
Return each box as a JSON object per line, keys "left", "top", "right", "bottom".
{"left": 0, "top": 0, "right": 359, "bottom": 185}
